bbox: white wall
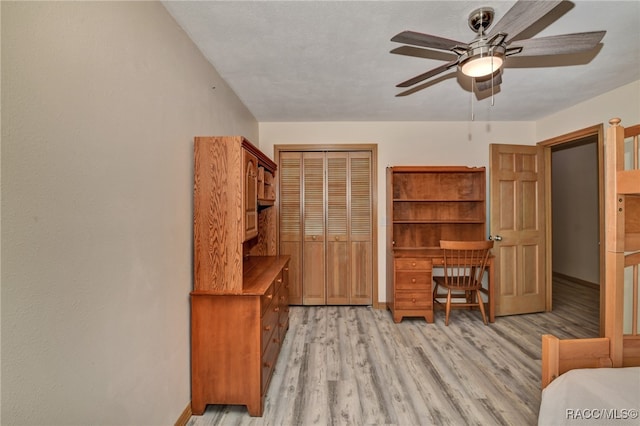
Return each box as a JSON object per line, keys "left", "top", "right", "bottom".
{"left": 259, "top": 121, "right": 536, "bottom": 302}
{"left": 1, "top": 2, "right": 257, "bottom": 425}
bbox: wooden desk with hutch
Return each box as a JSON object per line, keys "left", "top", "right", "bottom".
{"left": 386, "top": 166, "right": 494, "bottom": 324}
{"left": 190, "top": 136, "right": 290, "bottom": 417}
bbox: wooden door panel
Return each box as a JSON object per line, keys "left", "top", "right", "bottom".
{"left": 279, "top": 152, "right": 302, "bottom": 303}
{"left": 303, "top": 153, "right": 326, "bottom": 304}
{"left": 351, "top": 241, "right": 373, "bottom": 304}
{"left": 303, "top": 241, "right": 326, "bottom": 304}
{"left": 490, "top": 144, "right": 546, "bottom": 316}
{"left": 326, "top": 240, "right": 349, "bottom": 304}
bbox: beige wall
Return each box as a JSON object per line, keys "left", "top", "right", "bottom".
{"left": 1, "top": 2, "right": 256, "bottom": 425}
{"left": 536, "top": 80, "right": 640, "bottom": 141}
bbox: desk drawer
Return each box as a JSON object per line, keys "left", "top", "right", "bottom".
{"left": 395, "top": 291, "right": 432, "bottom": 310}
{"left": 395, "top": 271, "right": 431, "bottom": 290}
{"left": 395, "top": 258, "right": 430, "bottom": 270}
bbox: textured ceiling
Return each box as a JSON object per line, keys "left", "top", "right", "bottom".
{"left": 162, "top": 1, "right": 640, "bottom": 122}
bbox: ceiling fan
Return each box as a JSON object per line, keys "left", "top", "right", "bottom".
{"left": 391, "top": 0, "right": 605, "bottom": 96}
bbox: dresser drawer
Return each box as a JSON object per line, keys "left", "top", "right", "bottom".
{"left": 261, "top": 281, "right": 275, "bottom": 316}
{"left": 395, "top": 258, "right": 430, "bottom": 270}
{"left": 261, "top": 304, "right": 279, "bottom": 356}
{"left": 261, "top": 332, "right": 280, "bottom": 394}
{"left": 395, "top": 291, "right": 432, "bottom": 310}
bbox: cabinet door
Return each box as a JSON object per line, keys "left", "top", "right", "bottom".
{"left": 349, "top": 152, "right": 373, "bottom": 304}
{"left": 279, "top": 152, "right": 303, "bottom": 305}
{"left": 302, "top": 152, "right": 326, "bottom": 304}
{"left": 243, "top": 149, "right": 258, "bottom": 241}
{"left": 326, "top": 153, "right": 349, "bottom": 304}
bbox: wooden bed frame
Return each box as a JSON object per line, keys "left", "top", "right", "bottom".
{"left": 541, "top": 118, "right": 640, "bottom": 389}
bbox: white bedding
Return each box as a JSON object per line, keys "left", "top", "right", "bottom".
{"left": 538, "top": 367, "right": 640, "bottom": 425}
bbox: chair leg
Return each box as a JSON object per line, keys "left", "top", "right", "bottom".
{"left": 476, "top": 290, "right": 488, "bottom": 325}
{"left": 445, "top": 289, "right": 452, "bottom": 326}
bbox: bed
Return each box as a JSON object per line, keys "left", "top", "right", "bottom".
{"left": 539, "top": 118, "right": 640, "bottom": 424}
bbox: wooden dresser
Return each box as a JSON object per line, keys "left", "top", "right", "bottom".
{"left": 191, "top": 136, "right": 289, "bottom": 416}
{"left": 386, "top": 166, "right": 486, "bottom": 323}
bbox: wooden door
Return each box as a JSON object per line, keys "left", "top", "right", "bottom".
{"left": 279, "top": 152, "right": 303, "bottom": 305}
{"left": 302, "top": 152, "right": 326, "bottom": 304}
{"left": 243, "top": 148, "right": 259, "bottom": 241}
{"left": 490, "top": 144, "right": 546, "bottom": 315}
{"left": 278, "top": 147, "right": 375, "bottom": 306}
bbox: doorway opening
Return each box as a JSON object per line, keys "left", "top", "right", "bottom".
{"left": 540, "top": 124, "right": 605, "bottom": 337}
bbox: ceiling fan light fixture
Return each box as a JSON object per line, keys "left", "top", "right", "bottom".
{"left": 460, "top": 53, "right": 503, "bottom": 77}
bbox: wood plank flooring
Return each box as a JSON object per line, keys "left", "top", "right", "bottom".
{"left": 187, "top": 279, "right": 599, "bottom": 426}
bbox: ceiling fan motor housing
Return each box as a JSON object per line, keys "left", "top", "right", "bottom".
{"left": 468, "top": 7, "right": 495, "bottom": 32}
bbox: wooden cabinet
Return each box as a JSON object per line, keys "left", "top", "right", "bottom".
{"left": 278, "top": 150, "right": 374, "bottom": 305}
{"left": 191, "top": 257, "right": 289, "bottom": 417}
{"left": 191, "top": 136, "right": 289, "bottom": 417}
{"left": 386, "top": 166, "right": 486, "bottom": 322}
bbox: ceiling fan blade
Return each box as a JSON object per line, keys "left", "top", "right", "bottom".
{"left": 488, "top": 0, "right": 563, "bottom": 42}
{"left": 391, "top": 30, "right": 468, "bottom": 51}
{"left": 396, "top": 60, "right": 459, "bottom": 88}
{"left": 509, "top": 31, "right": 606, "bottom": 57}
{"left": 390, "top": 45, "right": 458, "bottom": 62}
{"left": 396, "top": 72, "right": 457, "bottom": 97}
{"left": 474, "top": 71, "right": 503, "bottom": 92}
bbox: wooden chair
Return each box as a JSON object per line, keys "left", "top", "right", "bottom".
{"left": 432, "top": 240, "right": 494, "bottom": 326}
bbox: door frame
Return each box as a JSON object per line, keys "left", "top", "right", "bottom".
{"left": 538, "top": 123, "right": 605, "bottom": 336}
{"left": 273, "top": 144, "right": 379, "bottom": 307}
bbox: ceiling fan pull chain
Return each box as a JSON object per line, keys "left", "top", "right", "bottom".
{"left": 471, "top": 78, "right": 475, "bottom": 121}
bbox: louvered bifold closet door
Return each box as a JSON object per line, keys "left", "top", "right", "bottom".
{"left": 302, "top": 152, "right": 326, "bottom": 305}
{"left": 326, "top": 153, "right": 349, "bottom": 304}
{"left": 349, "top": 152, "right": 373, "bottom": 304}
{"left": 279, "top": 152, "right": 303, "bottom": 304}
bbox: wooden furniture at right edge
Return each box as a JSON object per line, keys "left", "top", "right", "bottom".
{"left": 542, "top": 118, "right": 640, "bottom": 388}
{"left": 386, "top": 166, "right": 490, "bottom": 323}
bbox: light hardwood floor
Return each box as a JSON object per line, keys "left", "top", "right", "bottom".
{"left": 188, "top": 279, "right": 598, "bottom": 426}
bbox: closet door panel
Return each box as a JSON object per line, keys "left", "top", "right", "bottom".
{"left": 279, "top": 152, "right": 303, "bottom": 304}
{"left": 326, "top": 153, "right": 349, "bottom": 304}
{"left": 302, "top": 152, "right": 326, "bottom": 304}
{"left": 349, "top": 152, "right": 373, "bottom": 303}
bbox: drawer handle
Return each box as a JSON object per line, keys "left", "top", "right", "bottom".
{"left": 277, "top": 278, "right": 282, "bottom": 283}
{"left": 263, "top": 362, "right": 272, "bottom": 368}
{"left": 411, "top": 278, "right": 416, "bottom": 283}
{"left": 284, "top": 267, "right": 289, "bottom": 272}
{"left": 412, "top": 298, "right": 416, "bottom": 303}
{"left": 411, "top": 262, "right": 416, "bottom": 267}
{"left": 264, "top": 325, "right": 272, "bottom": 331}
{"left": 312, "top": 235, "right": 317, "bottom": 240}
{"left": 274, "top": 307, "right": 280, "bottom": 312}
{"left": 266, "top": 294, "right": 273, "bottom": 300}
{"left": 273, "top": 338, "right": 281, "bottom": 344}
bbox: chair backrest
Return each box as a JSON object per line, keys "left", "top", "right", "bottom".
{"left": 440, "top": 240, "right": 494, "bottom": 290}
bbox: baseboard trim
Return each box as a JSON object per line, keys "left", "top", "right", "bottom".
{"left": 175, "top": 402, "right": 192, "bottom": 426}
{"left": 552, "top": 271, "right": 599, "bottom": 289}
